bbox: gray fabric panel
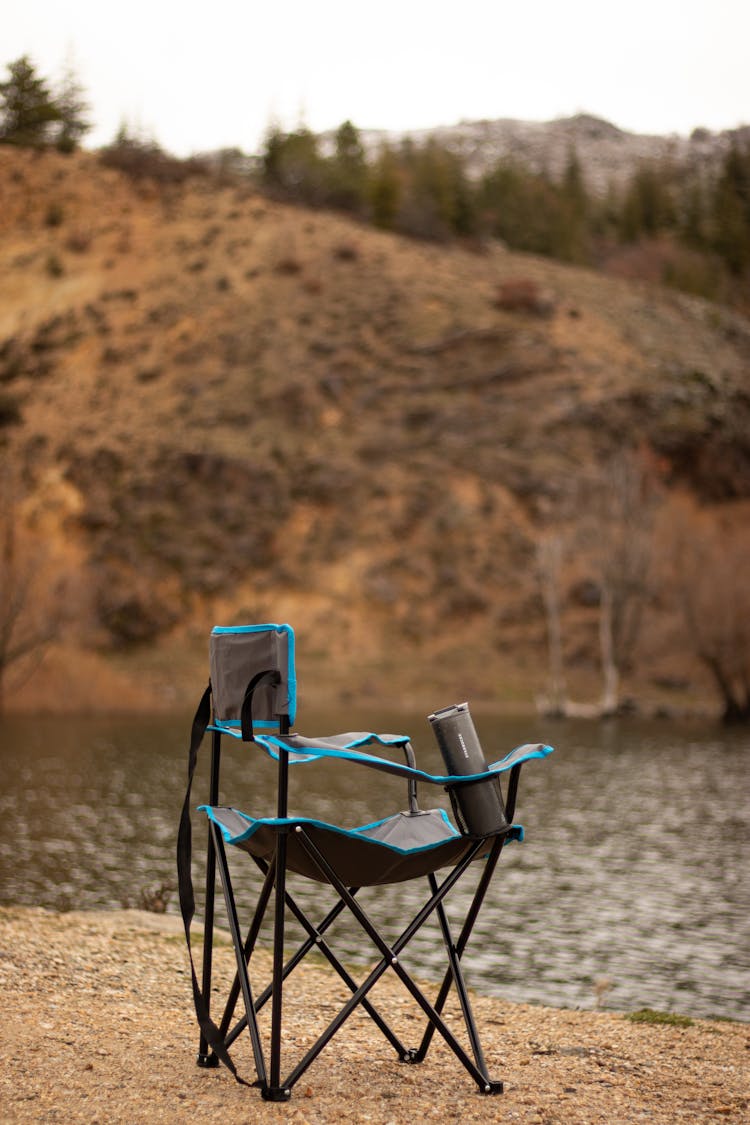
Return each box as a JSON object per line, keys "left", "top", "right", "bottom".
{"left": 359, "top": 810, "right": 458, "bottom": 849}
{"left": 209, "top": 629, "right": 289, "bottom": 722}
{"left": 208, "top": 806, "right": 252, "bottom": 838}
{"left": 287, "top": 732, "right": 409, "bottom": 750}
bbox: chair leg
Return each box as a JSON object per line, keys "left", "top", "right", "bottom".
{"left": 222, "top": 871, "right": 343, "bottom": 1051}
{"left": 210, "top": 823, "right": 268, "bottom": 1088}
{"left": 277, "top": 880, "right": 409, "bottom": 1059}
{"left": 427, "top": 873, "right": 492, "bottom": 1081}
{"left": 205, "top": 826, "right": 505, "bottom": 1097}
{"left": 415, "top": 837, "right": 504, "bottom": 1066}
{"left": 221, "top": 870, "right": 408, "bottom": 1061}
{"left": 219, "top": 856, "right": 277, "bottom": 1044}
{"left": 291, "top": 828, "right": 503, "bottom": 1095}
{"left": 265, "top": 830, "right": 290, "bottom": 1101}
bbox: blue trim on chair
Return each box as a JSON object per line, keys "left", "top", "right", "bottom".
{"left": 211, "top": 623, "right": 296, "bottom": 638}
{"left": 199, "top": 806, "right": 525, "bottom": 855}
{"left": 253, "top": 734, "right": 553, "bottom": 784}
{"left": 204, "top": 723, "right": 552, "bottom": 786}
{"left": 201, "top": 807, "right": 448, "bottom": 852}
{"left": 208, "top": 719, "right": 283, "bottom": 733}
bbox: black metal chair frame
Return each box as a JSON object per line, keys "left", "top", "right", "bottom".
{"left": 179, "top": 663, "right": 539, "bottom": 1102}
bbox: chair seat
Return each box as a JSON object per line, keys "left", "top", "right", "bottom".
{"left": 202, "top": 805, "right": 523, "bottom": 887}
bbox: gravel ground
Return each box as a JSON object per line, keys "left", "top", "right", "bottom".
{"left": 0, "top": 907, "right": 747, "bottom": 1124}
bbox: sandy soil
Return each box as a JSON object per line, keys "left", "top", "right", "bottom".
{"left": 0, "top": 906, "right": 747, "bottom": 1123}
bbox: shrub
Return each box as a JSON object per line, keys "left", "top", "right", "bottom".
{"left": 44, "top": 202, "right": 64, "bottom": 227}
{"left": 99, "top": 129, "right": 209, "bottom": 184}
{"left": 494, "top": 278, "right": 556, "bottom": 317}
{"left": 45, "top": 253, "right": 64, "bottom": 278}
{"left": 625, "top": 1008, "right": 693, "bottom": 1027}
{"left": 0, "top": 390, "right": 21, "bottom": 427}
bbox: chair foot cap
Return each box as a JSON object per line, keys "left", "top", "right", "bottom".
{"left": 196, "top": 1052, "right": 220, "bottom": 1069}
{"left": 262, "top": 1086, "right": 292, "bottom": 1102}
{"left": 480, "top": 1080, "right": 504, "bottom": 1095}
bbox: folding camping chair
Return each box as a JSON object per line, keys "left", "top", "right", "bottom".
{"left": 177, "top": 622, "right": 552, "bottom": 1101}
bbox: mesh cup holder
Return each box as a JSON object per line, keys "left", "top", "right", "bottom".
{"left": 428, "top": 703, "right": 509, "bottom": 837}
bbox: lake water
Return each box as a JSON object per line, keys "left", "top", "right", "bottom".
{"left": 0, "top": 709, "right": 747, "bottom": 1022}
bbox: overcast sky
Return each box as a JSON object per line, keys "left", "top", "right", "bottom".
{"left": 4, "top": 0, "right": 749, "bottom": 156}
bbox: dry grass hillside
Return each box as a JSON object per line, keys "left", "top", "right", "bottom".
{"left": 1, "top": 147, "right": 749, "bottom": 716}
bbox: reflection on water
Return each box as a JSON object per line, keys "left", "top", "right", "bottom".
{"left": 0, "top": 709, "right": 747, "bottom": 1021}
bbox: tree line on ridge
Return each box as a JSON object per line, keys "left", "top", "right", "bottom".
{"left": 2, "top": 54, "right": 749, "bottom": 309}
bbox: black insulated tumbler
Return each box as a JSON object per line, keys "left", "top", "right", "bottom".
{"left": 428, "top": 702, "right": 509, "bottom": 836}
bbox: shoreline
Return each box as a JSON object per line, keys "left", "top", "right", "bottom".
{"left": 0, "top": 692, "right": 727, "bottom": 724}
{"left": 0, "top": 906, "right": 746, "bottom": 1123}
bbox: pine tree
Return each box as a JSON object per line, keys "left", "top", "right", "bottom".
{"left": 54, "top": 60, "right": 91, "bottom": 152}
{"left": 559, "top": 146, "right": 590, "bottom": 261}
{"left": 399, "top": 138, "right": 475, "bottom": 240}
{"left": 325, "top": 120, "right": 367, "bottom": 212}
{"left": 712, "top": 142, "right": 750, "bottom": 275}
{"left": 0, "top": 56, "right": 61, "bottom": 147}
{"left": 619, "top": 163, "right": 675, "bottom": 240}
{"left": 261, "top": 125, "right": 322, "bottom": 203}
{"left": 369, "top": 144, "right": 401, "bottom": 230}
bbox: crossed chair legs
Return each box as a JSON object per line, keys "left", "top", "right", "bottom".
{"left": 203, "top": 823, "right": 507, "bottom": 1101}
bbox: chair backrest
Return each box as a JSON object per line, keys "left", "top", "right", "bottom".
{"left": 209, "top": 623, "right": 297, "bottom": 731}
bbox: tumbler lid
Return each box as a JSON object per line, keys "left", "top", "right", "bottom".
{"left": 427, "top": 701, "right": 469, "bottom": 724}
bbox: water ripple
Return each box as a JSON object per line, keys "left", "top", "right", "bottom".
{"left": 0, "top": 712, "right": 747, "bottom": 1020}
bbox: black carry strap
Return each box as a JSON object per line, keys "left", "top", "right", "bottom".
{"left": 240, "top": 668, "right": 282, "bottom": 741}
{"left": 176, "top": 668, "right": 282, "bottom": 1083}
{"left": 177, "top": 683, "right": 248, "bottom": 1084}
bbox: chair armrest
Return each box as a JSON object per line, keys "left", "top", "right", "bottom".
{"left": 251, "top": 731, "right": 553, "bottom": 788}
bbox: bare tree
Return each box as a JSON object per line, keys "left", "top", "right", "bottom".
{"left": 666, "top": 502, "right": 750, "bottom": 723}
{"left": 589, "top": 451, "right": 659, "bottom": 711}
{"left": 534, "top": 451, "right": 658, "bottom": 717}
{"left": 535, "top": 532, "right": 566, "bottom": 715}
{"left": 0, "top": 470, "right": 60, "bottom": 712}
